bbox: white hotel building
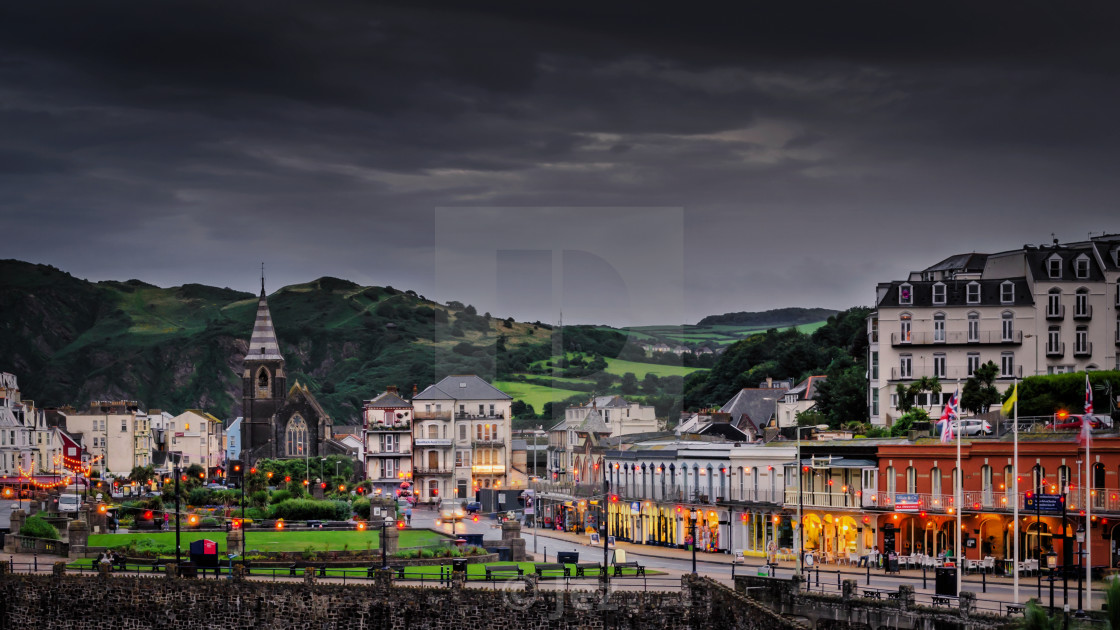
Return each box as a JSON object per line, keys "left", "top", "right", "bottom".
{"left": 868, "top": 235, "right": 1120, "bottom": 426}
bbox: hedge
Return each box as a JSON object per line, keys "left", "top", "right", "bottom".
{"left": 20, "top": 515, "right": 60, "bottom": 540}
{"left": 268, "top": 499, "right": 348, "bottom": 521}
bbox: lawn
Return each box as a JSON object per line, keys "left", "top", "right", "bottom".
{"left": 600, "top": 357, "right": 706, "bottom": 379}
{"left": 88, "top": 529, "right": 449, "bottom": 554}
{"left": 492, "top": 380, "right": 588, "bottom": 410}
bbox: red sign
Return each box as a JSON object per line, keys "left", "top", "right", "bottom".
{"left": 203, "top": 540, "right": 217, "bottom": 555}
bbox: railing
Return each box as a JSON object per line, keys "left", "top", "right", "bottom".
{"left": 1046, "top": 305, "right": 1065, "bottom": 320}
{"left": 866, "top": 489, "right": 1120, "bottom": 514}
{"left": 413, "top": 411, "right": 452, "bottom": 421}
{"left": 531, "top": 481, "right": 602, "bottom": 497}
{"left": 1046, "top": 342, "right": 1065, "bottom": 357}
{"left": 1074, "top": 342, "right": 1093, "bottom": 357}
{"left": 785, "top": 489, "right": 863, "bottom": 509}
{"left": 891, "top": 330, "right": 1022, "bottom": 346}
{"left": 471, "top": 439, "right": 506, "bottom": 447}
{"left": 890, "top": 365, "right": 1021, "bottom": 380}
{"left": 1074, "top": 305, "right": 1093, "bottom": 320}
{"left": 413, "top": 467, "right": 454, "bottom": 476}
{"left": 10, "top": 535, "right": 70, "bottom": 556}
{"left": 455, "top": 414, "right": 505, "bottom": 421}
{"left": 366, "top": 424, "right": 411, "bottom": 432}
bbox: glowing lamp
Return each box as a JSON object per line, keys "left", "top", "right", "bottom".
{"left": 357, "top": 522, "right": 366, "bottom": 531}
{"left": 276, "top": 520, "right": 285, "bottom": 530}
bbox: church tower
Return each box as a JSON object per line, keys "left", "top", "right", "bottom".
{"left": 241, "top": 277, "right": 286, "bottom": 459}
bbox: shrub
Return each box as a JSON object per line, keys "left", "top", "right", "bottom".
{"left": 20, "top": 515, "right": 60, "bottom": 540}
{"left": 188, "top": 488, "right": 212, "bottom": 506}
{"left": 352, "top": 498, "right": 371, "bottom": 520}
{"left": 268, "top": 499, "right": 348, "bottom": 521}
{"left": 270, "top": 490, "right": 292, "bottom": 504}
{"left": 420, "top": 548, "right": 435, "bottom": 559}
{"left": 250, "top": 490, "right": 270, "bottom": 507}
{"left": 201, "top": 517, "right": 219, "bottom": 528}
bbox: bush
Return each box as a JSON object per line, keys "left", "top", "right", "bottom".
{"left": 188, "top": 488, "right": 212, "bottom": 506}
{"left": 201, "top": 517, "right": 219, "bottom": 528}
{"left": 250, "top": 490, "right": 270, "bottom": 507}
{"left": 20, "top": 515, "right": 60, "bottom": 540}
{"left": 352, "top": 498, "right": 371, "bottom": 520}
{"left": 270, "top": 490, "right": 292, "bottom": 504}
{"left": 268, "top": 499, "right": 348, "bottom": 521}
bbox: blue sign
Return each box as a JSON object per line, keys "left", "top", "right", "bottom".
{"left": 1024, "top": 494, "right": 1064, "bottom": 512}
{"left": 894, "top": 493, "right": 921, "bottom": 512}
{"left": 630, "top": 502, "right": 641, "bottom": 512}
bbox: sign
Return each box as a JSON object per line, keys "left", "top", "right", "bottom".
{"left": 894, "top": 493, "right": 921, "bottom": 512}
{"left": 630, "top": 502, "right": 640, "bottom": 512}
{"left": 607, "top": 536, "right": 616, "bottom": 548}
{"left": 1024, "top": 494, "right": 1063, "bottom": 512}
{"left": 414, "top": 439, "right": 452, "bottom": 447}
{"left": 590, "top": 532, "right": 601, "bottom": 545}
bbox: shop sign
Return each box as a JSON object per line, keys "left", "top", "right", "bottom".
{"left": 630, "top": 501, "right": 640, "bottom": 512}
{"left": 1024, "top": 494, "right": 1063, "bottom": 512}
{"left": 894, "top": 493, "right": 921, "bottom": 512}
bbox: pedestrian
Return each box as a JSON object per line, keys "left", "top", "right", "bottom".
{"left": 405, "top": 506, "right": 412, "bottom": 526}
{"left": 163, "top": 511, "right": 170, "bottom": 531}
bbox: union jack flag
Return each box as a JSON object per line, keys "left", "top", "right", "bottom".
{"left": 1085, "top": 373, "right": 1094, "bottom": 415}
{"left": 940, "top": 389, "right": 959, "bottom": 443}
{"left": 1081, "top": 373, "right": 1094, "bottom": 447}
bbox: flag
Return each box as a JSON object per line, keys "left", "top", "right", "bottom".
{"left": 940, "top": 389, "right": 959, "bottom": 443}
{"left": 1085, "top": 373, "right": 1093, "bottom": 414}
{"left": 1002, "top": 383, "right": 1018, "bottom": 416}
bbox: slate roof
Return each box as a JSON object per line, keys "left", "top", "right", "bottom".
{"left": 365, "top": 390, "right": 412, "bottom": 408}
{"left": 1091, "top": 240, "right": 1120, "bottom": 271}
{"left": 246, "top": 290, "right": 285, "bottom": 361}
{"left": 0, "top": 372, "right": 17, "bottom": 391}
{"left": 413, "top": 375, "right": 512, "bottom": 401}
{"left": 1024, "top": 246, "right": 1106, "bottom": 282}
{"left": 876, "top": 278, "right": 1033, "bottom": 308}
{"left": 548, "top": 408, "right": 611, "bottom": 434}
{"left": 0, "top": 406, "right": 19, "bottom": 428}
{"left": 785, "top": 376, "right": 827, "bottom": 401}
{"left": 719, "top": 388, "right": 788, "bottom": 434}
{"left": 923, "top": 253, "right": 989, "bottom": 275}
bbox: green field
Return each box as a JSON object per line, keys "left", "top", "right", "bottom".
{"left": 88, "top": 529, "right": 448, "bottom": 553}
{"left": 600, "top": 357, "right": 705, "bottom": 378}
{"left": 492, "top": 380, "right": 588, "bottom": 410}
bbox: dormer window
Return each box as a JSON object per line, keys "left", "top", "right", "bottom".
{"left": 932, "top": 282, "right": 946, "bottom": 305}
{"left": 1075, "top": 255, "right": 1090, "bottom": 279}
{"left": 1000, "top": 281, "right": 1015, "bottom": 304}
{"left": 966, "top": 282, "right": 980, "bottom": 304}
{"left": 1048, "top": 254, "right": 1062, "bottom": 279}
{"left": 899, "top": 283, "right": 913, "bottom": 305}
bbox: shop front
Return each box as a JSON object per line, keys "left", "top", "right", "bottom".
{"left": 734, "top": 508, "right": 782, "bottom": 556}
{"left": 802, "top": 511, "right": 870, "bottom": 561}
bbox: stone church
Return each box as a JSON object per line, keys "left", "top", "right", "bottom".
{"left": 239, "top": 282, "right": 346, "bottom": 462}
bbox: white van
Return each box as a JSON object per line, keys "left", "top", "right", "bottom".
{"left": 59, "top": 493, "right": 82, "bottom": 513}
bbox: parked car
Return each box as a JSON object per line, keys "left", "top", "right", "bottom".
{"left": 465, "top": 501, "right": 481, "bottom": 514}
{"left": 1047, "top": 414, "right": 1104, "bottom": 431}
{"left": 205, "top": 483, "right": 225, "bottom": 490}
{"left": 939, "top": 418, "right": 992, "bottom": 436}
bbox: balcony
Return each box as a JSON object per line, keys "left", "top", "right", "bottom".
{"left": 891, "top": 330, "right": 1022, "bottom": 346}
{"left": 1046, "top": 305, "right": 1065, "bottom": 320}
{"left": 366, "top": 422, "right": 411, "bottom": 432}
{"left": 414, "top": 411, "right": 452, "bottom": 421}
{"left": 368, "top": 449, "right": 411, "bottom": 456}
{"left": 1074, "top": 342, "right": 1093, "bottom": 357}
{"left": 413, "top": 467, "right": 453, "bottom": 476}
{"left": 1073, "top": 305, "right": 1093, "bottom": 321}
{"left": 455, "top": 413, "right": 505, "bottom": 421}
{"left": 890, "top": 364, "right": 1022, "bottom": 381}
{"left": 472, "top": 439, "right": 506, "bottom": 448}
{"left": 865, "top": 490, "right": 1120, "bottom": 515}
{"left": 784, "top": 488, "right": 864, "bottom": 510}
{"left": 471, "top": 464, "right": 506, "bottom": 475}
{"left": 1046, "top": 342, "right": 1065, "bottom": 357}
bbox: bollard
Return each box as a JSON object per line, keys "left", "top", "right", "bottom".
{"left": 837, "top": 571, "right": 840, "bottom": 590}
{"left": 816, "top": 564, "right": 820, "bottom": 588}
{"left": 922, "top": 565, "right": 927, "bottom": 590}
{"left": 982, "top": 570, "right": 986, "bottom": 593}
{"left": 866, "top": 561, "right": 871, "bottom": 586}
{"left": 34, "top": 553, "right": 38, "bottom": 572}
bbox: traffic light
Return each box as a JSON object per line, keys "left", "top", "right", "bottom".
{"left": 233, "top": 464, "right": 241, "bottom": 473}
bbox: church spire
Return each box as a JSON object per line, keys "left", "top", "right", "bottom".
{"left": 247, "top": 274, "right": 284, "bottom": 362}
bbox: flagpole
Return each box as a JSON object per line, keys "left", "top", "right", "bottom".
{"left": 956, "top": 379, "right": 962, "bottom": 596}
{"left": 1012, "top": 379, "right": 1020, "bottom": 604}
{"left": 1085, "top": 372, "right": 1093, "bottom": 611}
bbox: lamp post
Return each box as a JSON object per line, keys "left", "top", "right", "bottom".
{"left": 690, "top": 509, "right": 699, "bottom": 575}
{"left": 320, "top": 457, "right": 326, "bottom": 484}
{"left": 380, "top": 514, "right": 389, "bottom": 570}
{"left": 174, "top": 464, "right": 181, "bottom": 569}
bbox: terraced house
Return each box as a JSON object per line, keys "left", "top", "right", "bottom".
{"left": 869, "top": 234, "right": 1120, "bottom": 425}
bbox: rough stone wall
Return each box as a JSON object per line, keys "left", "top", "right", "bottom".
{"left": 0, "top": 571, "right": 801, "bottom": 630}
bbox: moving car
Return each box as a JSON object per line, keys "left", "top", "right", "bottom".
{"left": 465, "top": 501, "right": 481, "bottom": 515}
{"left": 939, "top": 418, "right": 992, "bottom": 436}
{"left": 438, "top": 499, "right": 465, "bottom": 522}
{"left": 1048, "top": 414, "right": 1104, "bottom": 431}
{"left": 58, "top": 493, "right": 83, "bottom": 513}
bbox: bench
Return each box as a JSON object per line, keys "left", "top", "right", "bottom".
{"left": 485, "top": 564, "right": 524, "bottom": 580}
{"left": 534, "top": 563, "right": 571, "bottom": 578}
{"left": 862, "top": 590, "right": 881, "bottom": 600}
{"left": 885, "top": 591, "right": 902, "bottom": 601}
{"left": 931, "top": 595, "right": 958, "bottom": 607}
{"left": 576, "top": 562, "right": 602, "bottom": 577}
{"left": 390, "top": 564, "right": 406, "bottom": 579}
{"left": 1006, "top": 604, "right": 1026, "bottom": 615}
{"left": 613, "top": 561, "right": 645, "bottom": 577}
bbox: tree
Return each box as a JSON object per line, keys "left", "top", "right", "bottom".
{"left": 620, "top": 372, "right": 638, "bottom": 395}
{"left": 129, "top": 464, "right": 156, "bottom": 486}
{"left": 815, "top": 363, "right": 869, "bottom": 428}
{"left": 890, "top": 409, "right": 929, "bottom": 437}
{"left": 894, "top": 383, "right": 915, "bottom": 414}
{"left": 961, "top": 361, "right": 1001, "bottom": 414}
{"left": 642, "top": 373, "right": 660, "bottom": 395}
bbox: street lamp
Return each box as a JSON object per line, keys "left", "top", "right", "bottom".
{"left": 690, "top": 509, "right": 699, "bottom": 575}
{"left": 380, "top": 513, "right": 389, "bottom": 570}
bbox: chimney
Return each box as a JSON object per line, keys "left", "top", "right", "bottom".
{"left": 387, "top": 385, "right": 398, "bottom": 395}
{"left": 766, "top": 377, "right": 773, "bottom": 388}
{"left": 412, "top": 384, "right": 418, "bottom": 397}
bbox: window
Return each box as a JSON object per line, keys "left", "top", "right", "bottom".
{"left": 1075, "top": 288, "right": 1090, "bottom": 317}
{"left": 906, "top": 467, "right": 917, "bottom": 493}
{"left": 478, "top": 404, "right": 485, "bottom": 416}
{"left": 489, "top": 404, "right": 495, "bottom": 416}
{"left": 1001, "top": 281, "right": 1015, "bottom": 304}
{"left": 1047, "top": 326, "right": 1061, "bottom": 353}
{"left": 871, "top": 351, "right": 879, "bottom": 380}
{"left": 967, "top": 353, "right": 981, "bottom": 377}
{"left": 1075, "top": 255, "right": 1089, "bottom": 279}
{"left": 121, "top": 419, "right": 127, "bottom": 432}
{"left": 284, "top": 414, "right": 308, "bottom": 457}
{"left": 459, "top": 424, "right": 466, "bottom": 441}
{"left": 1075, "top": 326, "right": 1088, "bottom": 354}
{"left": 899, "top": 355, "right": 912, "bottom": 379}
{"left": 1048, "top": 289, "right": 1062, "bottom": 317}
{"left": 931, "top": 467, "right": 942, "bottom": 497}
{"left": 933, "top": 353, "right": 946, "bottom": 378}
{"left": 933, "top": 312, "right": 946, "bottom": 342}
{"left": 932, "top": 283, "right": 946, "bottom": 305}
{"left": 428, "top": 424, "right": 438, "bottom": 439}
{"left": 1116, "top": 278, "right": 1120, "bottom": 306}
{"left": 1001, "top": 311, "right": 1014, "bottom": 341}
{"left": 1116, "top": 316, "right": 1119, "bottom": 344}
{"left": 968, "top": 312, "right": 980, "bottom": 342}
{"left": 872, "top": 389, "right": 879, "bottom": 416}
{"left": 1000, "top": 352, "right": 1014, "bottom": 377}
{"left": 382, "top": 434, "right": 395, "bottom": 452}
{"left": 900, "top": 314, "right": 912, "bottom": 343}
{"left": 967, "top": 282, "right": 980, "bottom": 304}
{"left": 885, "top": 466, "right": 896, "bottom": 496}
{"left": 1048, "top": 255, "right": 1062, "bottom": 279}
{"left": 383, "top": 459, "right": 395, "bottom": 479}
{"left": 870, "top": 317, "right": 878, "bottom": 343}
{"left": 899, "top": 283, "right": 912, "bottom": 305}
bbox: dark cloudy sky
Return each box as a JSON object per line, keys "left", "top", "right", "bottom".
{"left": 3, "top": 2, "right": 1119, "bottom": 326}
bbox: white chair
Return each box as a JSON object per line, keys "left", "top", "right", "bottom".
{"left": 965, "top": 559, "right": 980, "bottom": 574}
{"left": 982, "top": 557, "right": 995, "bottom": 574}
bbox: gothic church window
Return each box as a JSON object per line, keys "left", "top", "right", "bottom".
{"left": 286, "top": 414, "right": 308, "bottom": 457}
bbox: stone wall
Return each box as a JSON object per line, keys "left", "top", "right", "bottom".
{"left": 0, "top": 569, "right": 801, "bottom": 630}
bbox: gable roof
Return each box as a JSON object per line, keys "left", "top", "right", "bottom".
{"left": 785, "top": 376, "right": 827, "bottom": 401}
{"left": 365, "top": 390, "right": 412, "bottom": 409}
{"left": 412, "top": 375, "right": 512, "bottom": 401}
{"left": 720, "top": 388, "right": 787, "bottom": 434}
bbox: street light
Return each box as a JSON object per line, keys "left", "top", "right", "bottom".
{"left": 690, "top": 509, "right": 699, "bottom": 575}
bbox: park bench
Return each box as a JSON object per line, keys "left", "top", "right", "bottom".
{"left": 575, "top": 562, "right": 602, "bottom": 577}
{"left": 885, "top": 591, "right": 902, "bottom": 601}
{"left": 862, "top": 590, "right": 881, "bottom": 599}
{"left": 1006, "top": 604, "right": 1026, "bottom": 615}
{"left": 931, "top": 595, "right": 957, "bottom": 607}
{"left": 534, "top": 563, "right": 570, "bottom": 578}
{"left": 484, "top": 564, "right": 524, "bottom": 580}
{"left": 389, "top": 564, "right": 406, "bottom": 579}
{"left": 612, "top": 561, "right": 645, "bottom": 576}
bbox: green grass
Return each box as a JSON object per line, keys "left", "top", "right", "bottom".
{"left": 600, "top": 357, "right": 705, "bottom": 378}
{"left": 88, "top": 529, "right": 449, "bottom": 553}
{"left": 492, "top": 380, "right": 588, "bottom": 410}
